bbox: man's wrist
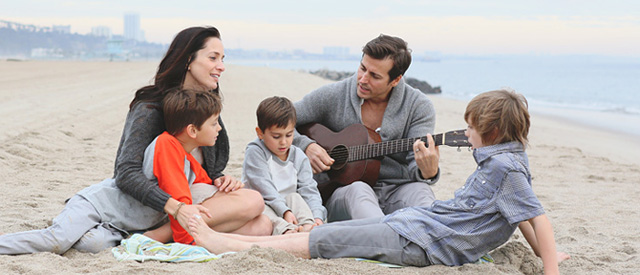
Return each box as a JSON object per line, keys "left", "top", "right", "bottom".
{"left": 418, "top": 167, "right": 440, "bottom": 185}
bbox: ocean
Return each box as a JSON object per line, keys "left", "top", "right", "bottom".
{"left": 229, "top": 55, "right": 640, "bottom": 137}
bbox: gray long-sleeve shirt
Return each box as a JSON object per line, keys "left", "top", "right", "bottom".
{"left": 293, "top": 74, "right": 439, "bottom": 185}
{"left": 242, "top": 138, "right": 327, "bottom": 220}
{"left": 113, "top": 101, "right": 229, "bottom": 212}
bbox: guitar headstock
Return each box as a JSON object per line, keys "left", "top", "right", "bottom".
{"left": 443, "top": 129, "right": 471, "bottom": 147}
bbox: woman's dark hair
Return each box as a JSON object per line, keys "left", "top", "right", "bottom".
{"left": 130, "top": 26, "right": 221, "bottom": 108}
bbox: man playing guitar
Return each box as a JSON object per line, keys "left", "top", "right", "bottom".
{"left": 293, "top": 34, "right": 440, "bottom": 222}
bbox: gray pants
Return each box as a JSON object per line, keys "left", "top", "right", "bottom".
{"left": 325, "top": 181, "right": 435, "bottom": 222}
{"left": 0, "top": 195, "right": 124, "bottom": 255}
{"left": 309, "top": 217, "right": 431, "bottom": 266}
{"left": 263, "top": 193, "right": 315, "bottom": 235}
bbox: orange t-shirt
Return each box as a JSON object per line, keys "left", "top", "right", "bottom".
{"left": 152, "top": 131, "right": 212, "bottom": 244}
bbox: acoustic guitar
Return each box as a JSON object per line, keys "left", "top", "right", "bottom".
{"left": 297, "top": 123, "right": 471, "bottom": 201}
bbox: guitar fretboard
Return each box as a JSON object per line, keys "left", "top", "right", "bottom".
{"left": 345, "top": 134, "right": 444, "bottom": 162}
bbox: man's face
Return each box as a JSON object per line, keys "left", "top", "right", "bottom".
{"left": 356, "top": 54, "right": 401, "bottom": 102}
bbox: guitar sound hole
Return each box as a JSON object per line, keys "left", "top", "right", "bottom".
{"left": 329, "top": 145, "right": 348, "bottom": 170}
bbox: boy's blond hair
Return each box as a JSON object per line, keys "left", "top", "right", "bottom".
{"left": 464, "top": 89, "right": 530, "bottom": 147}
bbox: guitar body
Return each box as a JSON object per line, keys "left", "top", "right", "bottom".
{"left": 298, "top": 123, "right": 381, "bottom": 201}
{"left": 298, "top": 123, "right": 469, "bottom": 202}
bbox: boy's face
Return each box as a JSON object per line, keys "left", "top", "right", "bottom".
{"left": 195, "top": 113, "right": 222, "bottom": 147}
{"left": 465, "top": 120, "right": 485, "bottom": 149}
{"left": 256, "top": 121, "right": 295, "bottom": 161}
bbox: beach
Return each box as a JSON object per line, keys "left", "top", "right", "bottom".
{"left": 0, "top": 60, "right": 639, "bottom": 274}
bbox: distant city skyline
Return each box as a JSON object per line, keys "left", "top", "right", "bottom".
{"left": 2, "top": 0, "right": 639, "bottom": 57}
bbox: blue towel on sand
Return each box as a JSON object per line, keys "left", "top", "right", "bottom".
{"left": 111, "top": 233, "right": 234, "bottom": 262}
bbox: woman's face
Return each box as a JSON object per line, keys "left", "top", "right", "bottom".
{"left": 183, "top": 37, "right": 225, "bottom": 90}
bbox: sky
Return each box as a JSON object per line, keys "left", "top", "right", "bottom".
{"left": 2, "top": 0, "right": 640, "bottom": 57}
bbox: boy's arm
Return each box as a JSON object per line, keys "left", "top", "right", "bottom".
{"left": 153, "top": 134, "right": 196, "bottom": 244}
{"left": 524, "top": 214, "right": 559, "bottom": 275}
{"left": 295, "top": 150, "right": 327, "bottom": 221}
{"left": 519, "top": 221, "right": 539, "bottom": 256}
{"left": 243, "top": 145, "right": 290, "bottom": 217}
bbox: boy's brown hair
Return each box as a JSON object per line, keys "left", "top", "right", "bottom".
{"left": 256, "top": 96, "right": 296, "bottom": 132}
{"left": 162, "top": 88, "right": 222, "bottom": 135}
{"left": 464, "top": 89, "right": 530, "bottom": 147}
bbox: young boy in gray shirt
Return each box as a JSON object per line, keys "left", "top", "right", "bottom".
{"left": 242, "top": 96, "right": 326, "bottom": 235}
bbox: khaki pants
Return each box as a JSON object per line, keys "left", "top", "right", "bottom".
{"left": 263, "top": 193, "right": 315, "bottom": 235}
{"left": 0, "top": 195, "right": 123, "bottom": 255}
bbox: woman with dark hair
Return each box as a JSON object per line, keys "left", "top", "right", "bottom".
{"left": 116, "top": 26, "right": 271, "bottom": 238}
{"left": 0, "top": 26, "right": 271, "bottom": 255}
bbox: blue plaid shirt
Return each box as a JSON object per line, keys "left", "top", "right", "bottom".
{"left": 383, "top": 141, "right": 545, "bottom": 266}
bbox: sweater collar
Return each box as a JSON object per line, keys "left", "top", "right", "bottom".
{"left": 349, "top": 74, "right": 407, "bottom": 119}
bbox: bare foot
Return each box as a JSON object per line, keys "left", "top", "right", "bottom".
{"left": 299, "top": 224, "right": 314, "bottom": 232}
{"left": 188, "top": 215, "right": 229, "bottom": 254}
{"left": 557, "top": 251, "right": 571, "bottom": 263}
{"left": 283, "top": 228, "right": 298, "bottom": 234}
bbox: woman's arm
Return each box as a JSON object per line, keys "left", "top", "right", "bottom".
{"left": 114, "top": 103, "right": 171, "bottom": 212}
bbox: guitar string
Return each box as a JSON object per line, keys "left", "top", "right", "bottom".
{"left": 331, "top": 133, "right": 465, "bottom": 162}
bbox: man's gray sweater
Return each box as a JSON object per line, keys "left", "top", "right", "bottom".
{"left": 293, "top": 74, "right": 439, "bottom": 185}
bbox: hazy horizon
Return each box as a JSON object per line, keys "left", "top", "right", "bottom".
{"left": 2, "top": 0, "right": 640, "bottom": 58}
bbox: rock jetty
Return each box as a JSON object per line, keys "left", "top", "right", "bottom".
{"left": 309, "top": 69, "right": 441, "bottom": 94}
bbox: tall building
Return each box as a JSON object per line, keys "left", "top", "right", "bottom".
{"left": 123, "top": 12, "right": 141, "bottom": 41}
{"left": 91, "top": 26, "right": 111, "bottom": 38}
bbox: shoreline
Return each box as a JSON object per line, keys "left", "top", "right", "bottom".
{"left": 530, "top": 105, "right": 640, "bottom": 138}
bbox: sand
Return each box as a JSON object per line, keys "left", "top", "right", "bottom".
{"left": 0, "top": 60, "right": 639, "bottom": 274}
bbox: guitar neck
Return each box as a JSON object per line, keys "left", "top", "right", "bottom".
{"left": 347, "top": 134, "right": 444, "bottom": 162}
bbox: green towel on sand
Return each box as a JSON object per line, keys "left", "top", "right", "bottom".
{"left": 112, "top": 233, "right": 234, "bottom": 262}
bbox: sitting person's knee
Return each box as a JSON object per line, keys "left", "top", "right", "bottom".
{"left": 344, "top": 181, "right": 375, "bottom": 197}
{"left": 72, "top": 226, "right": 123, "bottom": 253}
{"left": 236, "top": 189, "right": 266, "bottom": 217}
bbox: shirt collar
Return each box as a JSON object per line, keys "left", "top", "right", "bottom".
{"left": 473, "top": 141, "right": 524, "bottom": 164}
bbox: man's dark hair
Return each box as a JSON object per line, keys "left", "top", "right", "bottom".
{"left": 362, "top": 34, "right": 412, "bottom": 82}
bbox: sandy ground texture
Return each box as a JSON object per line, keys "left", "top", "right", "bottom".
{"left": 0, "top": 60, "right": 639, "bottom": 274}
